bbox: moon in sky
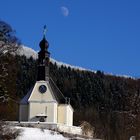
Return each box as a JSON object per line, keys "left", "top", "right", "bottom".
{"left": 61, "top": 6, "right": 69, "bottom": 17}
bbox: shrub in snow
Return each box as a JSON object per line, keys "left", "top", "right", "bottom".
{"left": 80, "top": 121, "right": 94, "bottom": 137}
{"left": 0, "top": 121, "right": 21, "bottom": 139}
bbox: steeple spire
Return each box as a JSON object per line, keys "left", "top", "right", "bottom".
{"left": 43, "top": 25, "right": 47, "bottom": 39}
{"left": 37, "top": 26, "right": 50, "bottom": 81}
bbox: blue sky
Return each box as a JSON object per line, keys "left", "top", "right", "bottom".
{"left": 0, "top": 0, "right": 140, "bottom": 77}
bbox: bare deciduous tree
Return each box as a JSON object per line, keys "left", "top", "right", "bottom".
{"left": 0, "top": 20, "right": 20, "bottom": 57}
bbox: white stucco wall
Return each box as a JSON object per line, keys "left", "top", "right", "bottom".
{"left": 58, "top": 104, "right": 73, "bottom": 126}
{"left": 28, "top": 81, "right": 58, "bottom": 123}
{"left": 19, "top": 105, "right": 28, "bottom": 121}
{"left": 58, "top": 105, "right": 66, "bottom": 124}
{"left": 67, "top": 105, "right": 73, "bottom": 126}
{"left": 28, "top": 102, "right": 58, "bottom": 123}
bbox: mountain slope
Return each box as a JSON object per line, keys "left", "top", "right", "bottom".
{"left": 17, "top": 45, "right": 94, "bottom": 72}
{"left": 17, "top": 45, "right": 135, "bottom": 79}
{"left": 16, "top": 45, "right": 38, "bottom": 59}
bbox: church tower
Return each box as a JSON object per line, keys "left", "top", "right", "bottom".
{"left": 37, "top": 26, "right": 50, "bottom": 81}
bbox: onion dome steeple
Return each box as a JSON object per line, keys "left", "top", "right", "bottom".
{"left": 39, "top": 25, "right": 49, "bottom": 50}
{"left": 37, "top": 25, "right": 50, "bottom": 81}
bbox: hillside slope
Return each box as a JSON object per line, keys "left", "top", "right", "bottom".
{"left": 0, "top": 45, "right": 140, "bottom": 140}
{"left": 17, "top": 45, "right": 93, "bottom": 72}
{"left": 18, "top": 45, "right": 134, "bottom": 79}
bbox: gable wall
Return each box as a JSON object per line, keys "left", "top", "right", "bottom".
{"left": 28, "top": 81, "right": 55, "bottom": 102}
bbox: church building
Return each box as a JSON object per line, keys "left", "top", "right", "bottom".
{"left": 19, "top": 28, "right": 73, "bottom": 126}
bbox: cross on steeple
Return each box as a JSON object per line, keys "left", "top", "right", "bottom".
{"left": 43, "top": 25, "right": 47, "bottom": 38}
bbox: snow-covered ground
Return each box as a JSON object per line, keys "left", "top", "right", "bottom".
{"left": 15, "top": 126, "right": 96, "bottom": 140}
{"left": 15, "top": 127, "right": 68, "bottom": 140}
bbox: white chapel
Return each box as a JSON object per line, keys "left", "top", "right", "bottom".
{"left": 19, "top": 28, "right": 73, "bottom": 126}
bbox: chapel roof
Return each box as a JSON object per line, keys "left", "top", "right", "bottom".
{"left": 20, "top": 87, "right": 34, "bottom": 104}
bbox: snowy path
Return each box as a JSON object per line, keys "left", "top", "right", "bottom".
{"left": 15, "top": 127, "right": 68, "bottom": 140}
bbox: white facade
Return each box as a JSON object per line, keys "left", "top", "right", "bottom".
{"left": 58, "top": 104, "right": 73, "bottom": 126}
{"left": 19, "top": 80, "right": 74, "bottom": 126}
{"left": 28, "top": 81, "right": 58, "bottom": 123}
